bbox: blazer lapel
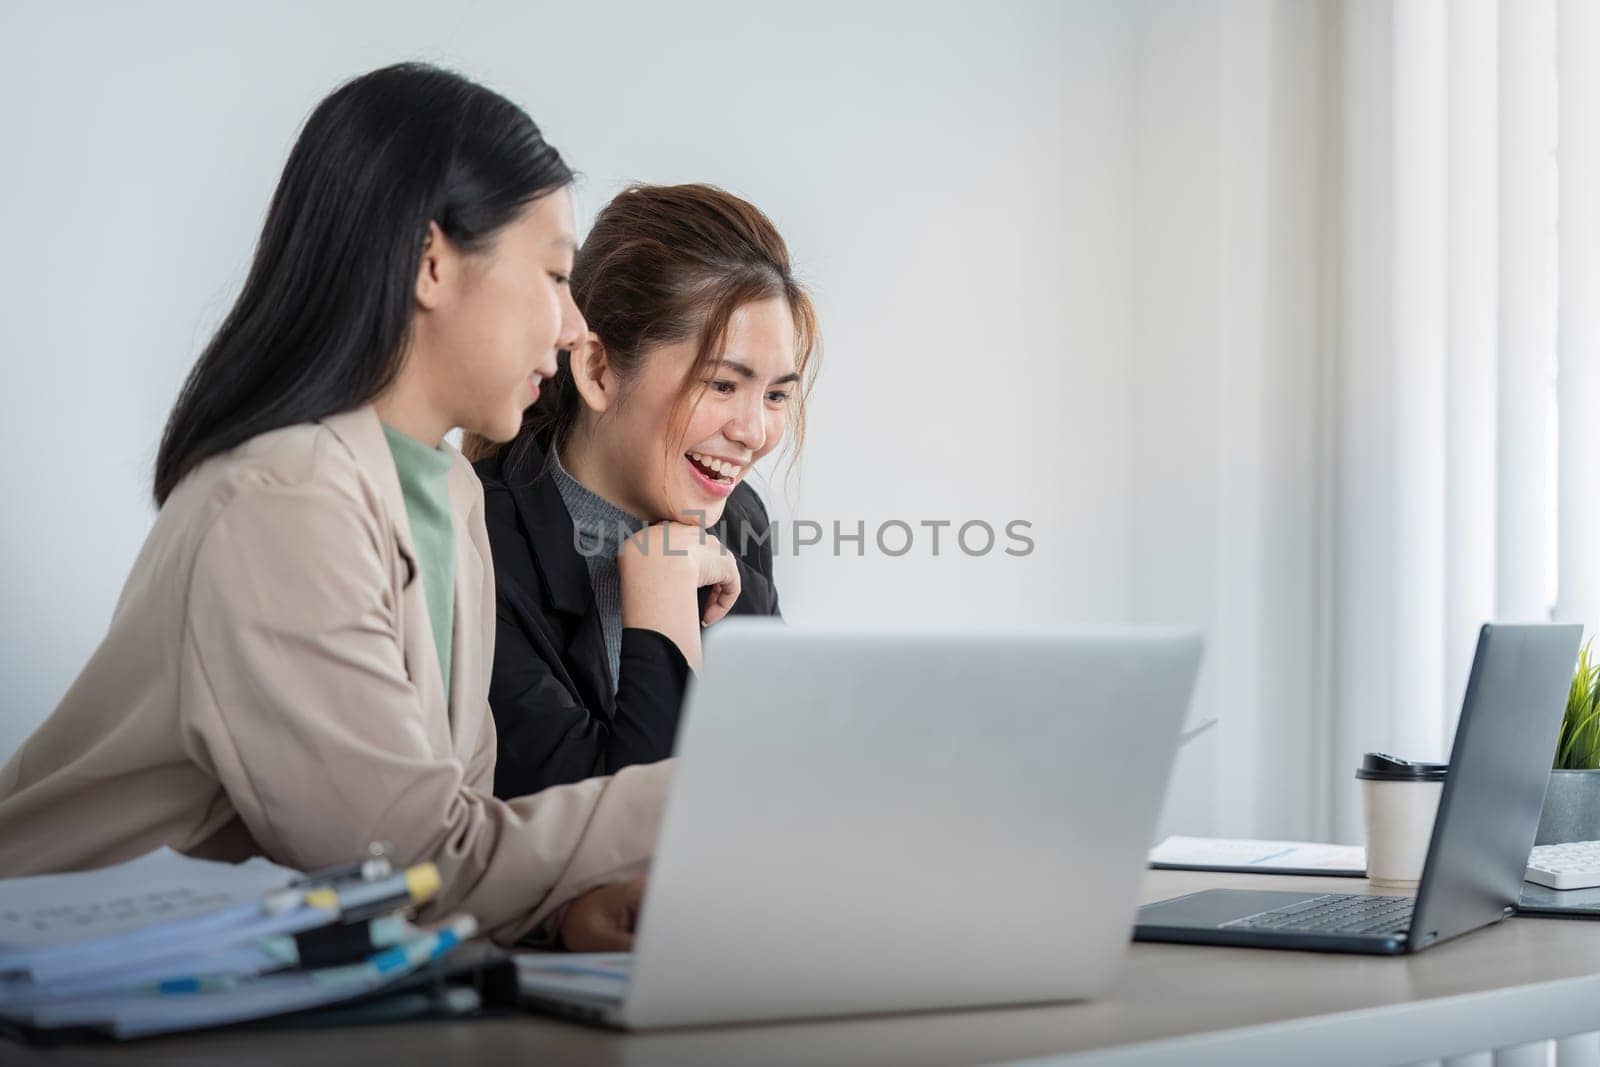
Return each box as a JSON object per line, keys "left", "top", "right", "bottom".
{"left": 321, "top": 406, "right": 453, "bottom": 753}
{"left": 446, "top": 453, "right": 492, "bottom": 756}
{"left": 508, "top": 456, "right": 617, "bottom": 719}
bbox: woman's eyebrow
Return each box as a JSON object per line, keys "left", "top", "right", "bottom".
{"left": 717, "top": 358, "right": 800, "bottom": 385}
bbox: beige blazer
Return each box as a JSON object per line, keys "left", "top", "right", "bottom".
{"left": 0, "top": 406, "right": 669, "bottom": 942}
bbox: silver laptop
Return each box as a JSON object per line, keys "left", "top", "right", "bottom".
{"left": 516, "top": 621, "right": 1203, "bottom": 1029}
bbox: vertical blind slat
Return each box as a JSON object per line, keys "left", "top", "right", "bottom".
{"left": 1496, "top": 0, "right": 1558, "bottom": 622}
{"left": 1445, "top": 0, "right": 1499, "bottom": 743}
{"left": 1556, "top": 0, "right": 1600, "bottom": 639}
{"left": 1392, "top": 0, "right": 1450, "bottom": 761}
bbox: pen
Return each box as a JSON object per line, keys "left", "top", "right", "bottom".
{"left": 265, "top": 860, "right": 437, "bottom": 918}
{"left": 301, "top": 863, "right": 440, "bottom": 922}
{"left": 287, "top": 844, "right": 393, "bottom": 889}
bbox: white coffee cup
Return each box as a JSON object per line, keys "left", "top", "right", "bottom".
{"left": 1357, "top": 752, "right": 1447, "bottom": 888}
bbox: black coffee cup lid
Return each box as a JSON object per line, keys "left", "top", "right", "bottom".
{"left": 1356, "top": 752, "right": 1448, "bottom": 782}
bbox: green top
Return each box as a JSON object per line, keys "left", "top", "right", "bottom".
{"left": 381, "top": 424, "right": 456, "bottom": 702}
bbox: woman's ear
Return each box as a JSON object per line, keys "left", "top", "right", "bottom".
{"left": 568, "top": 331, "right": 613, "bottom": 415}
{"left": 414, "top": 220, "right": 452, "bottom": 311}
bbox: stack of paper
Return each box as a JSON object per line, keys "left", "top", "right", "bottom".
{"left": 0, "top": 847, "right": 477, "bottom": 1038}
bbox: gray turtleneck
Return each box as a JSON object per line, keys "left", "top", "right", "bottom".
{"left": 549, "top": 449, "right": 646, "bottom": 694}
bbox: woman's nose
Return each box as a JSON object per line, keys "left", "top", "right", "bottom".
{"left": 726, "top": 397, "right": 766, "bottom": 452}
{"left": 556, "top": 289, "right": 587, "bottom": 351}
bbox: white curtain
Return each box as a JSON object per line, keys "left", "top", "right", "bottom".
{"left": 1324, "top": 0, "right": 1600, "bottom": 840}
{"left": 1128, "top": 0, "right": 1599, "bottom": 842}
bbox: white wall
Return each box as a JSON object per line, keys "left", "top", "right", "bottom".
{"left": 1127, "top": 0, "right": 1331, "bottom": 839}
{"left": 0, "top": 2, "right": 1151, "bottom": 770}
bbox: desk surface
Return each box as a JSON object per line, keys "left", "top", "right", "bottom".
{"left": 10, "top": 869, "right": 1600, "bottom": 1067}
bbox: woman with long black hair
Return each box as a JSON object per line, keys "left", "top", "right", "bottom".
{"left": 0, "top": 64, "right": 684, "bottom": 949}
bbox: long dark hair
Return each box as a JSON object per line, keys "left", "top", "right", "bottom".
{"left": 153, "top": 62, "right": 573, "bottom": 504}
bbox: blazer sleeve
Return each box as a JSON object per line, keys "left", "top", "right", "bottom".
{"left": 484, "top": 488, "right": 691, "bottom": 798}
{"left": 180, "top": 477, "right": 669, "bottom": 945}
{"left": 489, "top": 609, "right": 690, "bottom": 797}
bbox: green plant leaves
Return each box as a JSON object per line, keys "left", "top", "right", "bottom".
{"left": 1555, "top": 638, "right": 1600, "bottom": 770}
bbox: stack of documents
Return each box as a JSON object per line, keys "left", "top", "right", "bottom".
{"left": 0, "top": 847, "right": 478, "bottom": 1038}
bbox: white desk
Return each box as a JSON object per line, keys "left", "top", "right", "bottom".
{"left": 8, "top": 869, "right": 1600, "bottom": 1066}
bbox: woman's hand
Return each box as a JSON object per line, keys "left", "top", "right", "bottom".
{"left": 618, "top": 522, "right": 742, "bottom": 669}
{"left": 559, "top": 877, "right": 647, "bottom": 951}
{"left": 624, "top": 522, "right": 741, "bottom": 624}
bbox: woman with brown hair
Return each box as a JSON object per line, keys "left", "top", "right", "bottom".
{"left": 468, "top": 183, "right": 819, "bottom": 799}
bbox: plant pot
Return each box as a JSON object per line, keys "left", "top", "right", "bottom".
{"left": 1535, "top": 769, "right": 1600, "bottom": 845}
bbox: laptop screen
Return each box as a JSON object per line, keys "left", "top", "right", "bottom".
{"left": 1407, "top": 623, "right": 1581, "bottom": 949}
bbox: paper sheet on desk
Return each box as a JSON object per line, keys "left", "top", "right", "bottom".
{"left": 515, "top": 952, "right": 632, "bottom": 1003}
{"left": 20, "top": 962, "right": 407, "bottom": 1038}
{"left": 0, "top": 847, "right": 297, "bottom": 951}
{"left": 1149, "top": 836, "right": 1367, "bottom": 875}
{"left": 12, "top": 938, "right": 456, "bottom": 1039}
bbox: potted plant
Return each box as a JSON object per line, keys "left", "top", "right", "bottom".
{"left": 1536, "top": 640, "right": 1600, "bottom": 844}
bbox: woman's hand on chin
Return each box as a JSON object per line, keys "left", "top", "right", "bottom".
{"left": 618, "top": 523, "right": 742, "bottom": 668}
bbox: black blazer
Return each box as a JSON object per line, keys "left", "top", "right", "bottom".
{"left": 475, "top": 439, "right": 780, "bottom": 799}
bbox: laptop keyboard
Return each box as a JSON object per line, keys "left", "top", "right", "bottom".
{"left": 1219, "top": 893, "right": 1414, "bottom": 936}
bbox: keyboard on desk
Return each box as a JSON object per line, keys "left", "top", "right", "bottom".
{"left": 1525, "top": 840, "right": 1600, "bottom": 890}
{"left": 1219, "top": 893, "right": 1414, "bottom": 936}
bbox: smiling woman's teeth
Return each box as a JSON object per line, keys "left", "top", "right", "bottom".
{"left": 687, "top": 451, "right": 739, "bottom": 485}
